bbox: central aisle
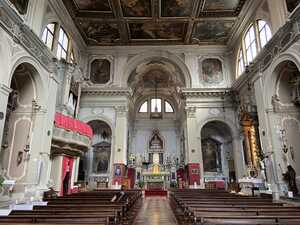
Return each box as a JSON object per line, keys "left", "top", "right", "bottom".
{"left": 134, "top": 197, "right": 178, "bottom": 225}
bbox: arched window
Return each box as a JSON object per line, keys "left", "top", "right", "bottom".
{"left": 258, "top": 20, "right": 272, "bottom": 48}
{"left": 138, "top": 98, "right": 175, "bottom": 115}
{"left": 151, "top": 98, "right": 162, "bottom": 113}
{"left": 139, "top": 101, "right": 148, "bottom": 113}
{"left": 238, "top": 49, "right": 245, "bottom": 76}
{"left": 244, "top": 25, "right": 257, "bottom": 64}
{"left": 165, "top": 101, "right": 174, "bottom": 113}
{"left": 236, "top": 20, "right": 272, "bottom": 78}
{"left": 42, "top": 23, "right": 56, "bottom": 50}
{"left": 57, "top": 28, "right": 69, "bottom": 60}
{"left": 70, "top": 50, "right": 76, "bottom": 64}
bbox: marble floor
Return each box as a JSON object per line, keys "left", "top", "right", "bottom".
{"left": 134, "top": 197, "right": 178, "bottom": 225}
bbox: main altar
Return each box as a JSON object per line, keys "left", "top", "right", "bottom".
{"left": 129, "top": 130, "right": 178, "bottom": 190}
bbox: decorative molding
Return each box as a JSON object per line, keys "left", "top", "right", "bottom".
{"left": 0, "top": 83, "right": 12, "bottom": 96}
{"left": 182, "top": 88, "right": 232, "bottom": 98}
{"left": 0, "top": 0, "right": 56, "bottom": 73}
{"left": 82, "top": 87, "right": 132, "bottom": 97}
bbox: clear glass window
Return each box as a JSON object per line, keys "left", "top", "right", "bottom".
{"left": 238, "top": 49, "right": 245, "bottom": 76}
{"left": 258, "top": 20, "right": 272, "bottom": 48}
{"left": 70, "top": 50, "right": 75, "bottom": 64}
{"left": 165, "top": 101, "right": 174, "bottom": 113}
{"left": 42, "top": 23, "right": 55, "bottom": 50}
{"left": 139, "top": 101, "right": 148, "bottom": 113}
{"left": 244, "top": 25, "right": 257, "bottom": 64}
{"left": 57, "top": 28, "right": 69, "bottom": 60}
{"left": 151, "top": 98, "right": 162, "bottom": 113}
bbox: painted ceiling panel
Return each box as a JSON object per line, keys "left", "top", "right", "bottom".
{"left": 120, "top": 0, "right": 152, "bottom": 17}
{"left": 161, "top": 0, "right": 195, "bottom": 17}
{"left": 62, "top": 0, "right": 248, "bottom": 46}
{"left": 73, "top": 0, "right": 112, "bottom": 11}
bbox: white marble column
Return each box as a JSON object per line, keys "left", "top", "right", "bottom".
{"left": 113, "top": 105, "right": 128, "bottom": 165}
{"left": 0, "top": 83, "right": 12, "bottom": 158}
{"left": 253, "top": 74, "right": 281, "bottom": 199}
{"left": 232, "top": 134, "right": 246, "bottom": 180}
{"left": 185, "top": 106, "right": 203, "bottom": 188}
{"left": 24, "top": 67, "right": 59, "bottom": 200}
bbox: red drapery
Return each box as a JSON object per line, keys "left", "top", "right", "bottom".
{"left": 127, "top": 168, "right": 136, "bottom": 189}
{"left": 61, "top": 156, "right": 74, "bottom": 196}
{"left": 54, "top": 112, "right": 93, "bottom": 139}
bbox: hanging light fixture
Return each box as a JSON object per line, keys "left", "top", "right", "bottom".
{"left": 151, "top": 76, "right": 162, "bottom": 119}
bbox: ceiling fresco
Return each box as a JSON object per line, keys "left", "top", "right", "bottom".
{"left": 192, "top": 20, "right": 235, "bottom": 44}
{"left": 129, "top": 22, "right": 186, "bottom": 40}
{"left": 120, "top": 0, "right": 152, "bottom": 17}
{"left": 62, "top": 0, "right": 248, "bottom": 46}
{"left": 202, "top": 0, "right": 240, "bottom": 11}
{"left": 73, "top": 0, "right": 111, "bottom": 11}
{"left": 161, "top": 0, "right": 195, "bottom": 17}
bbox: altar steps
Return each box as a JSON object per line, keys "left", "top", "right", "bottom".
{"left": 145, "top": 189, "right": 168, "bottom": 197}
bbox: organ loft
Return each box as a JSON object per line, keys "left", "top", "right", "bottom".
{"left": 0, "top": 0, "right": 300, "bottom": 224}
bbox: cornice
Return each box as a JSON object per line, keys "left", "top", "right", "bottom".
{"left": 81, "top": 87, "right": 132, "bottom": 97}
{"left": 0, "top": 1, "right": 56, "bottom": 73}
{"left": 232, "top": 6, "right": 300, "bottom": 91}
{"left": 181, "top": 88, "right": 232, "bottom": 98}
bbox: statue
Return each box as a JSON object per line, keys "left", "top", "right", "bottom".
{"left": 283, "top": 165, "right": 299, "bottom": 195}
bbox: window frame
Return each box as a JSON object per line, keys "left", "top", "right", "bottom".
{"left": 42, "top": 23, "right": 56, "bottom": 50}
{"left": 139, "top": 100, "right": 148, "bottom": 113}
{"left": 56, "top": 27, "right": 69, "bottom": 60}
{"left": 164, "top": 100, "right": 174, "bottom": 113}
{"left": 236, "top": 19, "right": 272, "bottom": 78}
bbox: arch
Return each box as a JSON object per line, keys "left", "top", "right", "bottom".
{"left": 263, "top": 51, "right": 300, "bottom": 109}
{"left": 197, "top": 117, "right": 238, "bottom": 139}
{"left": 122, "top": 50, "right": 192, "bottom": 88}
{"left": 81, "top": 115, "right": 114, "bottom": 133}
{"left": 9, "top": 56, "right": 47, "bottom": 107}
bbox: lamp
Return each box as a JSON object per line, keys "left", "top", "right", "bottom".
{"left": 151, "top": 77, "right": 162, "bottom": 119}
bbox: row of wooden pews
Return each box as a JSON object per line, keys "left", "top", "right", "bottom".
{"left": 0, "top": 189, "right": 142, "bottom": 225}
{"left": 170, "top": 189, "right": 300, "bottom": 225}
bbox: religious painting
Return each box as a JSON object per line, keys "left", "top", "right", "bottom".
{"left": 90, "top": 59, "right": 111, "bottom": 84}
{"left": 92, "top": 142, "right": 111, "bottom": 174}
{"left": 203, "top": 0, "right": 240, "bottom": 11}
{"left": 202, "top": 138, "right": 222, "bottom": 173}
{"left": 120, "top": 0, "right": 151, "bottom": 17}
{"left": 161, "top": 0, "right": 194, "bottom": 17}
{"left": 192, "top": 21, "right": 234, "bottom": 43}
{"left": 114, "top": 164, "right": 122, "bottom": 176}
{"left": 9, "top": 0, "right": 29, "bottom": 15}
{"left": 73, "top": 0, "right": 111, "bottom": 11}
{"left": 129, "top": 22, "right": 186, "bottom": 39}
{"left": 149, "top": 130, "right": 163, "bottom": 150}
{"left": 201, "top": 58, "right": 223, "bottom": 84}
{"left": 81, "top": 21, "right": 120, "bottom": 44}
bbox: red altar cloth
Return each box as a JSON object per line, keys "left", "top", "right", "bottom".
{"left": 54, "top": 112, "right": 93, "bottom": 139}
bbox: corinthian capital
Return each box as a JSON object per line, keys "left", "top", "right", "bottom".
{"left": 185, "top": 106, "right": 196, "bottom": 118}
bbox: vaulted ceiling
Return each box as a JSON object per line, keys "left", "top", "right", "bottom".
{"left": 62, "top": 0, "right": 247, "bottom": 46}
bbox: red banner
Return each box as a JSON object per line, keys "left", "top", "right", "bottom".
{"left": 54, "top": 112, "right": 93, "bottom": 139}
